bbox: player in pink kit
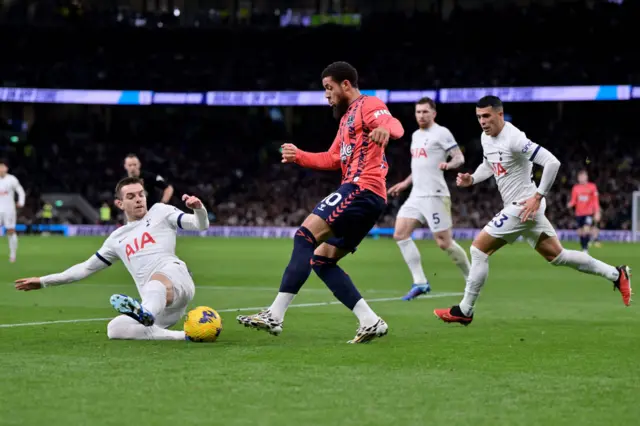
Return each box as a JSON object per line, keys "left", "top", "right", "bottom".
{"left": 238, "top": 61, "right": 404, "bottom": 343}
{"left": 567, "top": 170, "right": 600, "bottom": 253}
{"left": 15, "top": 177, "right": 210, "bottom": 341}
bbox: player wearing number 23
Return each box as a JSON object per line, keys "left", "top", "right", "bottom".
{"left": 237, "top": 62, "right": 404, "bottom": 344}
{"left": 434, "top": 96, "right": 632, "bottom": 326}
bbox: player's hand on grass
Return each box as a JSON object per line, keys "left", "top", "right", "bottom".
{"left": 182, "top": 194, "right": 203, "bottom": 210}
{"left": 388, "top": 181, "right": 409, "bottom": 197}
{"left": 281, "top": 143, "right": 298, "bottom": 163}
{"left": 519, "top": 195, "right": 542, "bottom": 223}
{"left": 370, "top": 127, "right": 390, "bottom": 148}
{"left": 456, "top": 173, "right": 473, "bottom": 188}
{"left": 15, "top": 277, "right": 42, "bottom": 291}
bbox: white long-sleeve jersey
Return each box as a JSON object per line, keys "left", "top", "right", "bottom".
{"left": 471, "top": 122, "right": 561, "bottom": 206}
{"left": 40, "top": 203, "right": 210, "bottom": 289}
{"left": 0, "top": 174, "right": 25, "bottom": 212}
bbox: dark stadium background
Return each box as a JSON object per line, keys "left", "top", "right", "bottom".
{"left": 0, "top": 0, "right": 638, "bottom": 232}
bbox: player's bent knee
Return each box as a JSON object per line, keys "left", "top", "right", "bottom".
{"left": 535, "top": 233, "right": 563, "bottom": 262}
{"left": 311, "top": 254, "right": 337, "bottom": 273}
{"left": 149, "top": 273, "right": 175, "bottom": 305}
{"left": 470, "top": 245, "right": 489, "bottom": 262}
{"left": 301, "top": 214, "right": 333, "bottom": 243}
{"left": 393, "top": 231, "right": 410, "bottom": 241}
{"left": 434, "top": 234, "right": 452, "bottom": 250}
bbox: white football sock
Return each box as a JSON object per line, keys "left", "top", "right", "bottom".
{"left": 269, "top": 292, "right": 295, "bottom": 321}
{"left": 396, "top": 238, "right": 428, "bottom": 284}
{"left": 459, "top": 246, "right": 490, "bottom": 316}
{"left": 550, "top": 249, "right": 619, "bottom": 281}
{"left": 352, "top": 298, "right": 379, "bottom": 327}
{"left": 141, "top": 280, "right": 168, "bottom": 317}
{"left": 445, "top": 240, "right": 471, "bottom": 280}
{"left": 107, "top": 315, "right": 185, "bottom": 340}
{"left": 8, "top": 233, "right": 17, "bottom": 258}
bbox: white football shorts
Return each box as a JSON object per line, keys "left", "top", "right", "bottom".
{"left": 0, "top": 210, "right": 17, "bottom": 229}
{"left": 483, "top": 198, "right": 557, "bottom": 247}
{"left": 146, "top": 261, "right": 196, "bottom": 329}
{"left": 397, "top": 195, "right": 452, "bottom": 233}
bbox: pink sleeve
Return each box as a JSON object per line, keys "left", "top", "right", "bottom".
{"left": 294, "top": 135, "right": 341, "bottom": 171}
{"left": 362, "top": 97, "right": 404, "bottom": 140}
{"left": 591, "top": 184, "right": 600, "bottom": 212}
{"left": 568, "top": 186, "right": 577, "bottom": 207}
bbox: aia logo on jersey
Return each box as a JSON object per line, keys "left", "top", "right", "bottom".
{"left": 124, "top": 232, "right": 156, "bottom": 260}
{"left": 0, "top": 190, "right": 8, "bottom": 196}
{"left": 340, "top": 143, "right": 353, "bottom": 163}
{"left": 411, "top": 148, "right": 428, "bottom": 159}
{"left": 491, "top": 162, "right": 507, "bottom": 177}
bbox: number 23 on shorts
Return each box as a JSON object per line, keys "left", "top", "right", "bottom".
{"left": 492, "top": 213, "right": 509, "bottom": 228}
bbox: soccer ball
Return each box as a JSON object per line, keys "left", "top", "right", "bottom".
{"left": 184, "top": 306, "right": 223, "bottom": 342}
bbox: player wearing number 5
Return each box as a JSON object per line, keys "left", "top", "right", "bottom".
{"left": 388, "top": 98, "right": 471, "bottom": 301}
{"left": 434, "top": 96, "right": 632, "bottom": 325}
{"left": 237, "top": 62, "right": 404, "bottom": 343}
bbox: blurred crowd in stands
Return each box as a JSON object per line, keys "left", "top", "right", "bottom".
{"left": 0, "top": 0, "right": 638, "bottom": 230}
{"left": 1, "top": 1, "right": 638, "bottom": 90}
{"left": 2, "top": 100, "right": 637, "bottom": 231}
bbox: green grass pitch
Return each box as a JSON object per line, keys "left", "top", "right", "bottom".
{"left": 0, "top": 236, "right": 638, "bottom": 426}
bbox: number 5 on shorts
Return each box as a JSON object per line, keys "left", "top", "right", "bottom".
{"left": 432, "top": 213, "right": 440, "bottom": 225}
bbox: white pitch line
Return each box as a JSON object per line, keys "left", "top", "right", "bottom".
{"left": 0, "top": 292, "right": 462, "bottom": 328}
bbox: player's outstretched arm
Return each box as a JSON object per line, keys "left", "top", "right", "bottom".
{"left": 171, "top": 195, "right": 210, "bottom": 231}
{"left": 14, "top": 178, "right": 26, "bottom": 208}
{"left": 567, "top": 186, "right": 577, "bottom": 208}
{"left": 467, "top": 158, "right": 494, "bottom": 186}
{"left": 388, "top": 175, "right": 412, "bottom": 196}
{"left": 15, "top": 255, "right": 110, "bottom": 291}
{"left": 282, "top": 142, "right": 341, "bottom": 171}
{"left": 440, "top": 147, "right": 465, "bottom": 171}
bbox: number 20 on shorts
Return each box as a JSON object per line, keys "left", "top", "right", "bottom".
{"left": 322, "top": 192, "right": 343, "bottom": 206}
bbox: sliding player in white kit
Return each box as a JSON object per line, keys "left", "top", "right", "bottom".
{"left": 388, "top": 98, "right": 471, "bottom": 300}
{"left": 15, "top": 177, "right": 210, "bottom": 341}
{"left": 0, "top": 159, "right": 26, "bottom": 263}
{"left": 434, "top": 96, "right": 632, "bottom": 325}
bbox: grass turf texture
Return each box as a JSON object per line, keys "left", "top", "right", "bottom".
{"left": 0, "top": 237, "right": 638, "bottom": 426}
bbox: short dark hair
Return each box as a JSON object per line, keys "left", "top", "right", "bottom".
{"left": 416, "top": 97, "right": 436, "bottom": 111}
{"left": 476, "top": 96, "right": 503, "bottom": 110}
{"left": 321, "top": 61, "right": 358, "bottom": 88}
{"left": 115, "top": 177, "right": 144, "bottom": 199}
{"left": 0, "top": 158, "right": 6, "bottom": 166}
{"left": 125, "top": 153, "right": 138, "bottom": 160}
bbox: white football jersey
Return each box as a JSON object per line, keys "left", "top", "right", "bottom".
{"left": 480, "top": 122, "right": 541, "bottom": 206}
{"left": 409, "top": 123, "right": 458, "bottom": 197}
{"left": 96, "top": 203, "right": 187, "bottom": 290}
{"left": 0, "top": 174, "right": 25, "bottom": 212}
